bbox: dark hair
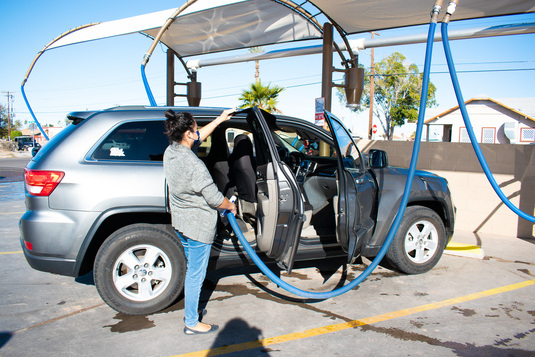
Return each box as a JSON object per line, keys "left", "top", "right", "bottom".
{"left": 164, "top": 110, "right": 196, "bottom": 143}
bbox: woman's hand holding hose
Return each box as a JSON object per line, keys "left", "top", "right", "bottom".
{"left": 219, "top": 197, "right": 237, "bottom": 216}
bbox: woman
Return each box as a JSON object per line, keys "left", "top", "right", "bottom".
{"left": 163, "top": 109, "right": 237, "bottom": 335}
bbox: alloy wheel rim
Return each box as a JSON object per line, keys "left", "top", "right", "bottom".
{"left": 404, "top": 220, "right": 439, "bottom": 264}
{"left": 112, "top": 244, "right": 173, "bottom": 301}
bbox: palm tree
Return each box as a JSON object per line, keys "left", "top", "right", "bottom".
{"left": 239, "top": 80, "right": 284, "bottom": 114}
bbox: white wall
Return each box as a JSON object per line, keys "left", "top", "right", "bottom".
{"left": 428, "top": 100, "right": 535, "bottom": 144}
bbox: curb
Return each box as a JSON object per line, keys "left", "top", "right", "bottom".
{"left": 0, "top": 151, "right": 32, "bottom": 159}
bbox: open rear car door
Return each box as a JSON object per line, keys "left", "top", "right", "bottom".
{"left": 246, "top": 107, "right": 305, "bottom": 272}
{"left": 324, "top": 111, "right": 376, "bottom": 263}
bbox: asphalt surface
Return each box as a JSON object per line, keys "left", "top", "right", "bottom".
{"left": 1, "top": 155, "right": 534, "bottom": 356}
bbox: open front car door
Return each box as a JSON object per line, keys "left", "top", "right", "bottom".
{"left": 324, "top": 111, "right": 377, "bottom": 263}
{"left": 246, "top": 108, "right": 305, "bottom": 272}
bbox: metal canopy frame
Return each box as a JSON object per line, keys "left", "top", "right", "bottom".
{"left": 21, "top": 0, "right": 535, "bottom": 138}
{"left": 139, "top": 0, "right": 367, "bottom": 108}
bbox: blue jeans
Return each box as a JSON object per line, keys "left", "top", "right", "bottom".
{"left": 176, "top": 231, "right": 212, "bottom": 328}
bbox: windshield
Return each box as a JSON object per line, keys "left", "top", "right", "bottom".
{"left": 272, "top": 128, "right": 331, "bottom": 157}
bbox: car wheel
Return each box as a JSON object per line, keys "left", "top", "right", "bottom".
{"left": 385, "top": 206, "right": 446, "bottom": 274}
{"left": 94, "top": 224, "right": 186, "bottom": 315}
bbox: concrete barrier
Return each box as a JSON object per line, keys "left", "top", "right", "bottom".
{"left": 357, "top": 139, "right": 535, "bottom": 238}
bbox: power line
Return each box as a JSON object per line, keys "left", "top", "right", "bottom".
{"left": 374, "top": 67, "right": 535, "bottom": 77}
{"left": 12, "top": 66, "right": 535, "bottom": 112}
{"left": 19, "top": 60, "right": 535, "bottom": 94}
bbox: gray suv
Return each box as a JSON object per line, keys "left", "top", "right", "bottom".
{"left": 20, "top": 106, "right": 455, "bottom": 315}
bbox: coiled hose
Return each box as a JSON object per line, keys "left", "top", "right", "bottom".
{"left": 224, "top": 18, "right": 439, "bottom": 299}
{"left": 441, "top": 21, "right": 535, "bottom": 223}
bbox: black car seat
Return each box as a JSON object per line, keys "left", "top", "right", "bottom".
{"left": 205, "top": 127, "right": 233, "bottom": 197}
{"left": 228, "top": 134, "right": 257, "bottom": 218}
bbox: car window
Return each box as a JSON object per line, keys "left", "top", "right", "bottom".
{"left": 197, "top": 130, "right": 212, "bottom": 157}
{"left": 273, "top": 127, "right": 335, "bottom": 157}
{"left": 224, "top": 128, "right": 254, "bottom": 155}
{"left": 92, "top": 121, "right": 168, "bottom": 161}
{"left": 329, "top": 119, "right": 362, "bottom": 170}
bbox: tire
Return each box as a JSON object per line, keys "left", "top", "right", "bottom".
{"left": 94, "top": 224, "right": 186, "bottom": 315}
{"left": 385, "top": 206, "right": 446, "bottom": 275}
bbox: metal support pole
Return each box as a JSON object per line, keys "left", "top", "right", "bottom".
{"left": 166, "top": 50, "right": 175, "bottom": 106}
{"left": 321, "top": 22, "right": 333, "bottom": 112}
{"left": 319, "top": 23, "right": 333, "bottom": 157}
{"left": 368, "top": 32, "right": 377, "bottom": 139}
{"left": 2, "top": 91, "right": 13, "bottom": 140}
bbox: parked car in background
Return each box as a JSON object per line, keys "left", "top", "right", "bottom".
{"left": 14, "top": 135, "right": 40, "bottom": 152}
{"left": 20, "top": 106, "right": 455, "bottom": 315}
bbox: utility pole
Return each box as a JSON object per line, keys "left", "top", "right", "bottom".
{"left": 368, "top": 32, "right": 378, "bottom": 139}
{"left": 2, "top": 91, "right": 14, "bottom": 140}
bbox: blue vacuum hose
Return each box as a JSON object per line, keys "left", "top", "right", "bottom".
{"left": 224, "top": 18, "right": 438, "bottom": 299}
{"left": 141, "top": 63, "right": 157, "bottom": 106}
{"left": 441, "top": 22, "right": 535, "bottom": 223}
{"left": 21, "top": 84, "right": 50, "bottom": 141}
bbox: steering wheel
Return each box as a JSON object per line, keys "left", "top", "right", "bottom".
{"left": 277, "top": 147, "right": 290, "bottom": 162}
{"left": 288, "top": 151, "right": 303, "bottom": 172}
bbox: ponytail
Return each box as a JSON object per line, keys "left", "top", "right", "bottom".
{"left": 164, "top": 110, "right": 195, "bottom": 143}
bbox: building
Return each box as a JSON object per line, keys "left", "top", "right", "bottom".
{"left": 424, "top": 97, "right": 535, "bottom": 144}
{"left": 20, "top": 126, "right": 64, "bottom": 145}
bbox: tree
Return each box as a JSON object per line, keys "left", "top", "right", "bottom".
{"left": 0, "top": 104, "right": 8, "bottom": 139}
{"left": 10, "top": 130, "right": 22, "bottom": 140}
{"left": 340, "top": 52, "right": 436, "bottom": 140}
{"left": 239, "top": 80, "right": 284, "bottom": 114}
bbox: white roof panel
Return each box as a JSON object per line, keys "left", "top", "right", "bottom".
{"left": 313, "top": 0, "right": 535, "bottom": 35}
{"left": 146, "top": 0, "right": 322, "bottom": 56}
{"left": 45, "top": 0, "right": 535, "bottom": 56}
{"left": 48, "top": 8, "right": 176, "bottom": 50}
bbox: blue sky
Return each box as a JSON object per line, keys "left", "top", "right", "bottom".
{"left": 1, "top": 1, "right": 534, "bottom": 137}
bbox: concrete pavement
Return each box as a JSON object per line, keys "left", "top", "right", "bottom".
{"left": 1, "top": 157, "right": 534, "bottom": 356}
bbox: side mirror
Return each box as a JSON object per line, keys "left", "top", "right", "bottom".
{"left": 368, "top": 149, "right": 388, "bottom": 169}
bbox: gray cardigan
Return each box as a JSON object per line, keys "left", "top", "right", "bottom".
{"left": 163, "top": 142, "right": 224, "bottom": 244}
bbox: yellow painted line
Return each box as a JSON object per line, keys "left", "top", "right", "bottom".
{"left": 446, "top": 241, "right": 481, "bottom": 251}
{"left": 0, "top": 251, "right": 23, "bottom": 255}
{"left": 176, "top": 279, "right": 535, "bottom": 357}
{"left": 445, "top": 241, "right": 484, "bottom": 259}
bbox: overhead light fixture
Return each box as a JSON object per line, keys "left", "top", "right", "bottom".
{"left": 344, "top": 66, "right": 364, "bottom": 108}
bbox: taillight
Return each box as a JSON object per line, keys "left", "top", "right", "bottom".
{"left": 24, "top": 240, "right": 33, "bottom": 251}
{"left": 24, "top": 168, "right": 65, "bottom": 196}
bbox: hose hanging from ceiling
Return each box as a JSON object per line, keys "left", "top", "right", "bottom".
{"left": 440, "top": 4, "right": 535, "bottom": 223}
{"left": 223, "top": 0, "right": 443, "bottom": 298}
{"left": 21, "top": 23, "right": 100, "bottom": 141}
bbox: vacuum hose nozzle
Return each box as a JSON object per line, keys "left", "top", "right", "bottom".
{"left": 443, "top": 0, "right": 459, "bottom": 23}
{"left": 430, "top": 0, "right": 443, "bottom": 22}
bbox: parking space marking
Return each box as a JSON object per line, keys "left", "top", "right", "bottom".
{"left": 176, "top": 278, "right": 535, "bottom": 357}
{"left": 0, "top": 251, "right": 22, "bottom": 255}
